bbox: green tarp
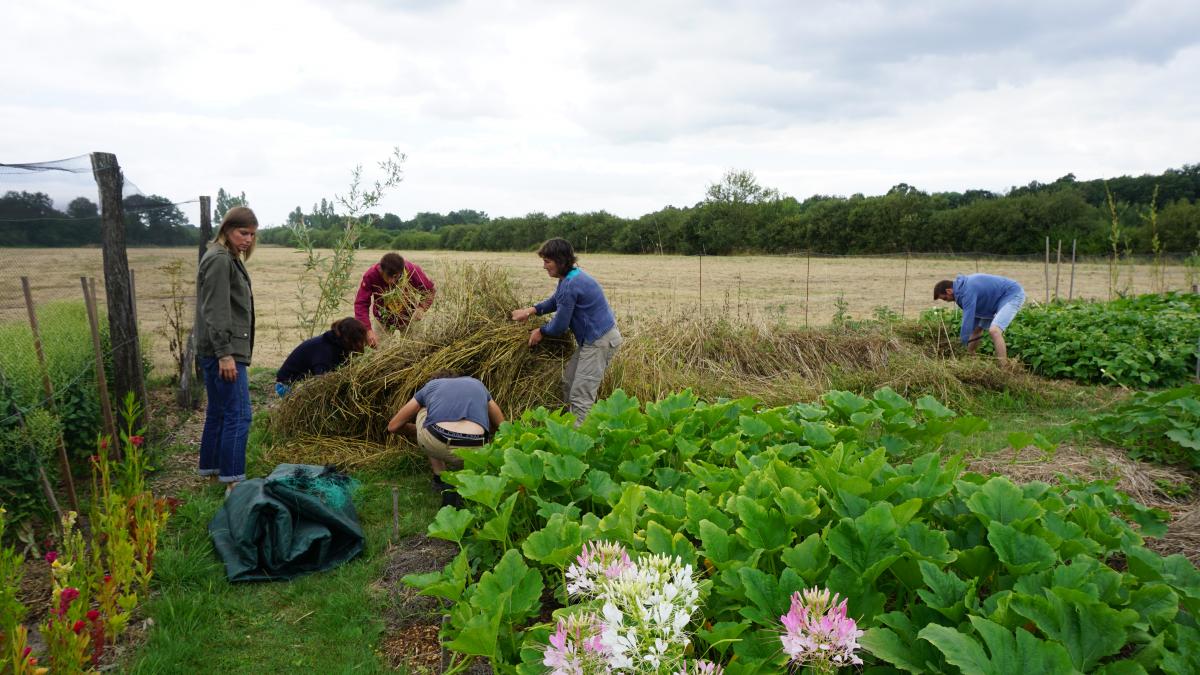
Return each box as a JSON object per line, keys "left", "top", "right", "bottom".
{"left": 209, "top": 463, "right": 364, "bottom": 582}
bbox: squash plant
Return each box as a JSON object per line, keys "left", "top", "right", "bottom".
{"left": 405, "top": 389, "right": 1197, "bottom": 674}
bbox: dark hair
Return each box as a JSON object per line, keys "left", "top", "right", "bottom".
{"left": 380, "top": 252, "right": 406, "bottom": 277}
{"left": 215, "top": 206, "right": 259, "bottom": 259}
{"left": 536, "top": 238, "right": 577, "bottom": 276}
{"left": 331, "top": 317, "right": 368, "bottom": 353}
{"left": 933, "top": 279, "right": 954, "bottom": 300}
{"left": 427, "top": 369, "right": 459, "bottom": 382}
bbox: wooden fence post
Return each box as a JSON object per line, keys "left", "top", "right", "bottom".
{"left": 81, "top": 277, "right": 117, "bottom": 444}
{"left": 1054, "top": 240, "right": 1062, "bottom": 302}
{"left": 91, "top": 152, "right": 148, "bottom": 428}
{"left": 21, "top": 277, "right": 80, "bottom": 512}
{"left": 901, "top": 251, "right": 909, "bottom": 317}
{"left": 1069, "top": 239, "right": 1077, "bottom": 301}
{"left": 1044, "top": 236, "right": 1050, "bottom": 305}
{"left": 805, "top": 250, "right": 811, "bottom": 328}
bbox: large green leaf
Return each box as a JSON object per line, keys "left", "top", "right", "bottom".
{"left": 987, "top": 521, "right": 1057, "bottom": 575}
{"left": 472, "top": 549, "right": 544, "bottom": 623}
{"left": 917, "top": 560, "right": 971, "bottom": 622}
{"left": 520, "top": 513, "right": 582, "bottom": 567}
{"left": 825, "top": 502, "right": 901, "bottom": 583}
{"left": 500, "top": 446, "right": 543, "bottom": 491}
{"left": 860, "top": 627, "right": 931, "bottom": 673}
{"left": 539, "top": 451, "right": 589, "bottom": 484}
{"left": 781, "top": 533, "right": 830, "bottom": 584}
{"left": 699, "top": 518, "right": 737, "bottom": 565}
{"left": 1010, "top": 586, "right": 1139, "bottom": 671}
{"left": 919, "top": 617, "right": 1078, "bottom": 675}
{"left": 452, "top": 472, "right": 509, "bottom": 510}
{"left": 967, "top": 476, "right": 1044, "bottom": 527}
{"left": 477, "top": 492, "right": 519, "bottom": 543}
{"left": 734, "top": 495, "right": 792, "bottom": 551}
{"left": 899, "top": 521, "right": 956, "bottom": 564}
{"left": 426, "top": 505, "right": 474, "bottom": 544}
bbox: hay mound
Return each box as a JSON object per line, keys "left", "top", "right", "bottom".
{"left": 269, "top": 263, "right": 1041, "bottom": 467}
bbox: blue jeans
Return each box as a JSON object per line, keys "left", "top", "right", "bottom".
{"left": 199, "top": 357, "right": 251, "bottom": 482}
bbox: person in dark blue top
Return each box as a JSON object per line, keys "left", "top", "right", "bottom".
{"left": 511, "top": 237, "right": 623, "bottom": 425}
{"left": 274, "top": 317, "right": 368, "bottom": 397}
{"left": 934, "top": 273, "right": 1025, "bottom": 364}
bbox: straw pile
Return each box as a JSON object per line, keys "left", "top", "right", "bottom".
{"left": 268, "top": 263, "right": 1041, "bottom": 468}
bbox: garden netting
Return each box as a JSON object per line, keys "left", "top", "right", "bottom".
{"left": 209, "top": 463, "right": 364, "bottom": 582}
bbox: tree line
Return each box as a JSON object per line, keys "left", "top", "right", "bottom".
{"left": 259, "top": 164, "right": 1200, "bottom": 256}
{"left": 4, "top": 164, "right": 1198, "bottom": 255}
{"left": 0, "top": 192, "right": 198, "bottom": 247}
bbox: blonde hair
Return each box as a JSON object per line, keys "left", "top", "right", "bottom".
{"left": 214, "top": 206, "right": 259, "bottom": 260}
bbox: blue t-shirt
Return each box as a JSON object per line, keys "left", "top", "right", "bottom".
{"left": 953, "top": 274, "right": 1024, "bottom": 345}
{"left": 414, "top": 377, "right": 494, "bottom": 430}
{"left": 534, "top": 268, "right": 617, "bottom": 346}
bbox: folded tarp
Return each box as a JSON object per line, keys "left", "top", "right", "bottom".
{"left": 209, "top": 463, "right": 364, "bottom": 582}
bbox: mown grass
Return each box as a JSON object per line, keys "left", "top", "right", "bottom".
{"left": 122, "top": 373, "right": 442, "bottom": 674}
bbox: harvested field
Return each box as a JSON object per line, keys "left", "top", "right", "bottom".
{"left": 2, "top": 246, "right": 1194, "bottom": 375}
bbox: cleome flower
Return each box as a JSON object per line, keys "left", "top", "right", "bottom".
{"left": 566, "top": 540, "right": 635, "bottom": 597}
{"left": 544, "top": 613, "right": 608, "bottom": 675}
{"left": 779, "top": 587, "right": 864, "bottom": 672}
{"left": 674, "top": 660, "right": 724, "bottom": 675}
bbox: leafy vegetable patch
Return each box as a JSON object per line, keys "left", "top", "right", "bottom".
{"left": 405, "top": 389, "right": 1197, "bottom": 674}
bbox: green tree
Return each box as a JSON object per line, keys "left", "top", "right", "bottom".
{"left": 214, "top": 188, "right": 248, "bottom": 223}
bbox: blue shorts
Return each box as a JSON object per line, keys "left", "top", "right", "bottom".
{"left": 974, "top": 291, "right": 1025, "bottom": 332}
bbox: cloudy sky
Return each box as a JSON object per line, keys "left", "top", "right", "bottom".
{"left": 2, "top": 0, "right": 1198, "bottom": 226}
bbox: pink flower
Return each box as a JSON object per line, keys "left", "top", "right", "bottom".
{"left": 676, "top": 660, "right": 724, "bottom": 675}
{"left": 90, "top": 455, "right": 100, "bottom": 464}
{"left": 130, "top": 435, "right": 144, "bottom": 447}
{"left": 44, "top": 550, "right": 57, "bottom": 563}
{"left": 780, "top": 587, "right": 864, "bottom": 670}
{"left": 543, "top": 615, "right": 606, "bottom": 675}
{"left": 565, "top": 540, "right": 634, "bottom": 596}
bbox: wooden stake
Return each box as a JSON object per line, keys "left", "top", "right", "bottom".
{"left": 901, "top": 251, "right": 909, "bottom": 317}
{"left": 81, "top": 276, "right": 117, "bottom": 445}
{"left": 698, "top": 254, "right": 703, "bottom": 317}
{"left": 391, "top": 486, "right": 400, "bottom": 541}
{"left": 21, "top": 277, "right": 79, "bottom": 512}
{"left": 1055, "top": 239, "right": 1062, "bottom": 302}
{"left": 1044, "top": 236, "right": 1051, "bottom": 305}
{"left": 1069, "top": 239, "right": 1077, "bottom": 301}
{"left": 805, "top": 251, "right": 811, "bottom": 328}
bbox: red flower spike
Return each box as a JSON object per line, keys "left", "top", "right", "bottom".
{"left": 44, "top": 550, "right": 57, "bottom": 563}
{"left": 90, "top": 455, "right": 100, "bottom": 463}
{"left": 73, "top": 620, "right": 86, "bottom": 634}
{"left": 100, "top": 438, "right": 108, "bottom": 450}
{"left": 87, "top": 609, "right": 100, "bottom": 621}
{"left": 130, "top": 435, "right": 144, "bottom": 447}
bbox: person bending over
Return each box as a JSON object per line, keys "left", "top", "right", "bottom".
{"left": 934, "top": 273, "right": 1025, "bottom": 364}
{"left": 354, "top": 252, "right": 436, "bottom": 348}
{"left": 274, "top": 317, "right": 368, "bottom": 397}
{"left": 386, "top": 370, "right": 504, "bottom": 506}
{"left": 511, "top": 237, "right": 622, "bottom": 426}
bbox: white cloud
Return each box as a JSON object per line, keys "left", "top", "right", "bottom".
{"left": 2, "top": 0, "right": 1197, "bottom": 225}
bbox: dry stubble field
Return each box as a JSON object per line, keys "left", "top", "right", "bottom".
{"left": 1, "top": 245, "right": 1193, "bottom": 374}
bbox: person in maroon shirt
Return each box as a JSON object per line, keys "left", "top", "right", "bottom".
{"left": 354, "top": 252, "right": 436, "bottom": 347}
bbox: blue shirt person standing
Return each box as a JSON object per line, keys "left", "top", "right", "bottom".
{"left": 934, "top": 273, "right": 1025, "bottom": 364}
{"left": 510, "top": 237, "right": 623, "bottom": 426}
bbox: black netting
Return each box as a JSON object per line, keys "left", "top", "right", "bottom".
{"left": 1, "top": 154, "right": 197, "bottom": 247}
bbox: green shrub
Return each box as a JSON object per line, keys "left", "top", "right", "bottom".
{"left": 1087, "top": 384, "right": 1200, "bottom": 468}
{"left": 0, "top": 302, "right": 108, "bottom": 525}
{"left": 406, "top": 389, "right": 1194, "bottom": 673}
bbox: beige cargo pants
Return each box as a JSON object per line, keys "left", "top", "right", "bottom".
{"left": 562, "top": 326, "right": 623, "bottom": 426}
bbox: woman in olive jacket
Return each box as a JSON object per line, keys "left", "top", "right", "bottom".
{"left": 195, "top": 206, "right": 257, "bottom": 494}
